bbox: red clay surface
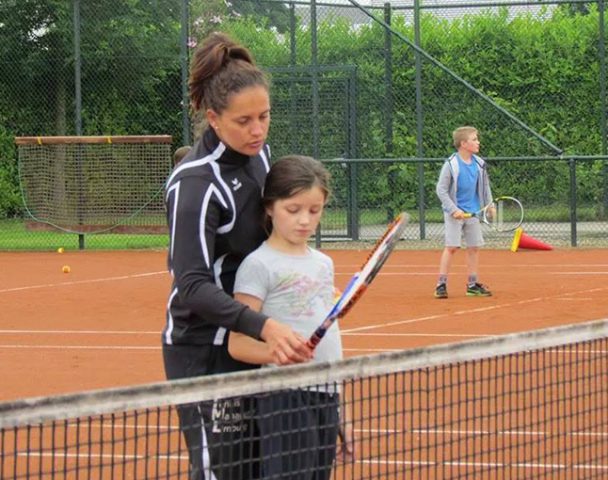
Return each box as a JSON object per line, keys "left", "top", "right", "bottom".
{"left": 1, "top": 248, "right": 607, "bottom": 401}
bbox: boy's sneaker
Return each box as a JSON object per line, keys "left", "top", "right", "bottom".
{"left": 466, "top": 282, "right": 492, "bottom": 297}
{"left": 434, "top": 283, "right": 448, "bottom": 299}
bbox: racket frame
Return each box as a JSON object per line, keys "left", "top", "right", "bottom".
{"left": 307, "top": 212, "right": 409, "bottom": 349}
{"left": 465, "top": 196, "right": 523, "bottom": 233}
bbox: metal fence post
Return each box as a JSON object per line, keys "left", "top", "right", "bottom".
{"left": 180, "top": 0, "right": 191, "bottom": 147}
{"left": 384, "top": 3, "right": 395, "bottom": 222}
{"left": 569, "top": 157, "right": 578, "bottom": 247}
{"left": 600, "top": 0, "right": 608, "bottom": 219}
{"left": 311, "top": 0, "right": 323, "bottom": 247}
{"left": 289, "top": 2, "right": 298, "bottom": 155}
{"left": 348, "top": 68, "right": 359, "bottom": 241}
{"left": 73, "top": 0, "right": 85, "bottom": 250}
{"left": 414, "top": 0, "right": 425, "bottom": 240}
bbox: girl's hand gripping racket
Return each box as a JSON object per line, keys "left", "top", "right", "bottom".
{"left": 463, "top": 196, "right": 524, "bottom": 233}
{"left": 307, "top": 212, "right": 409, "bottom": 349}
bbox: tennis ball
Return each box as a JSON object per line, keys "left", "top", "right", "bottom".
{"left": 62, "top": 265, "right": 71, "bottom": 273}
{"left": 57, "top": 247, "right": 64, "bottom": 254}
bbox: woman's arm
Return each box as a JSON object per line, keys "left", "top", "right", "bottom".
{"left": 167, "top": 176, "right": 267, "bottom": 338}
{"left": 228, "top": 293, "right": 274, "bottom": 364}
{"left": 229, "top": 293, "right": 312, "bottom": 365}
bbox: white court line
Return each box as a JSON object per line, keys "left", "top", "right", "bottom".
{"left": 344, "top": 348, "right": 402, "bottom": 352}
{"left": 336, "top": 263, "right": 608, "bottom": 269}
{"left": 2, "top": 285, "right": 606, "bottom": 350}
{"left": 0, "top": 344, "right": 393, "bottom": 353}
{"left": 2, "top": 280, "right": 606, "bottom": 352}
{"left": 343, "top": 313, "right": 448, "bottom": 333}
{"left": 3, "top": 345, "right": 605, "bottom": 355}
{"left": 358, "top": 459, "right": 608, "bottom": 470}
{"left": 343, "top": 285, "right": 608, "bottom": 334}
{"left": 16, "top": 424, "right": 607, "bottom": 470}
{"left": 19, "top": 421, "right": 607, "bottom": 439}
{"left": 3, "top": 285, "right": 605, "bottom": 342}
{"left": 19, "top": 451, "right": 188, "bottom": 461}
{"left": 19, "top": 450, "right": 606, "bottom": 471}
{"left": 342, "top": 332, "right": 490, "bottom": 337}
{"left": 0, "top": 344, "right": 160, "bottom": 350}
{"left": 335, "top": 271, "right": 608, "bottom": 276}
{"left": 0, "top": 329, "right": 159, "bottom": 334}
{"left": 1, "top": 267, "right": 604, "bottom": 294}
{"left": 0, "top": 343, "right": 397, "bottom": 353}
{"left": 345, "top": 347, "right": 608, "bottom": 354}
{"left": 336, "top": 272, "right": 437, "bottom": 276}
{"left": 555, "top": 272, "right": 608, "bottom": 275}
{"left": 0, "top": 271, "right": 166, "bottom": 294}
{"left": 14, "top": 455, "right": 607, "bottom": 472}
{"left": 1, "top": 330, "right": 488, "bottom": 337}
{"left": 357, "top": 428, "right": 608, "bottom": 438}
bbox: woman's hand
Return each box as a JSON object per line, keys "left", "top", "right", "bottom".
{"left": 260, "top": 318, "right": 314, "bottom": 365}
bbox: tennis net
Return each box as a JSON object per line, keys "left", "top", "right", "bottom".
{"left": 1, "top": 318, "right": 608, "bottom": 479}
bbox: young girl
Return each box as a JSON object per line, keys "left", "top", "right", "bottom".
{"left": 228, "top": 155, "right": 349, "bottom": 479}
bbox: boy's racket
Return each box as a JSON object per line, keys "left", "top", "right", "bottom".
{"left": 307, "top": 212, "right": 409, "bottom": 349}
{"left": 463, "top": 196, "right": 524, "bottom": 232}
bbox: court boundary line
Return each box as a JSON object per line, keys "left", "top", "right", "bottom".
{"left": 0, "top": 271, "right": 166, "bottom": 294}
{"left": 2, "top": 263, "right": 606, "bottom": 295}
{"left": 343, "top": 285, "right": 608, "bottom": 333}
{"left": 14, "top": 451, "right": 608, "bottom": 471}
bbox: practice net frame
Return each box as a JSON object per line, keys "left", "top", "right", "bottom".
{"left": 15, "top": 136, "right": 172, "bottom": 235}
{"left": 1, "top": 318, "right": 607, "bottom": 479}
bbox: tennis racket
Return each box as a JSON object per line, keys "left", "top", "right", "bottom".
{"left": 307, "top": 212, "right": 409, "bottom": 349}
{"left": 463, "top": 196, "right": 524, "bottom": 232}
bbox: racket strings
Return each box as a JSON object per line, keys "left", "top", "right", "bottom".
{"left": 485, "top": 198, "right": 524, "bottom": 231}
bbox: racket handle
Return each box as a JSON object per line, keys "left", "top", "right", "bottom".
{"left": 307, "top": 325, "right": 327, "bottom": 350}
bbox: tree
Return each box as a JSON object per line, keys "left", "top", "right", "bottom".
{"left": 232, "top": 0, "right": 291, "bottom": 32}
{"left": 0, "top": 0, "right": 182, "bottom": 137}
{"left": 189, "top": 0, "right": 291, "bottom": 41}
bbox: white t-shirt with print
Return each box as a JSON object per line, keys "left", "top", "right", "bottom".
{"left": 234, "top": 241, "right": 343, "bottom": 366}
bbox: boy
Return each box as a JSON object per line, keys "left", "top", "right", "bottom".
{"left": 434, "top": 126, "right": 493, "bottom": 299}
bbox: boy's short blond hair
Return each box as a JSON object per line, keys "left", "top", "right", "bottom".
{"left": 453, "top": 126, "right": 478, "bottom": 149}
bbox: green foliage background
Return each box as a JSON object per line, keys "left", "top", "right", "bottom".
{"left": 0, "top": 1, "right": 606, "bottom": 220}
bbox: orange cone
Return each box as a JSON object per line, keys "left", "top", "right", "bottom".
{"left": 511, "top": 227, "right": 553, "bottom": 252}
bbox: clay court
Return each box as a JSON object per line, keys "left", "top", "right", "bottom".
{"left": 1, "top": 248, "right": 606, "bottom": 401}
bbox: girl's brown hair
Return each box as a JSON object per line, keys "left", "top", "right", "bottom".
{"left": 262, "top": 155, "right": 331, "bottom": 233}
{"left": 189, "top": 32, "right": 269, "bottom": 115}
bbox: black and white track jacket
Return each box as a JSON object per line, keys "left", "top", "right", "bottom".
{"left": 163, "top": 128, "right": 270, "bottom": 346}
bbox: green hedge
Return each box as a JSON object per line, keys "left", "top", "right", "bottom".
{"left": 1, "top": 4, "right": 606, "bottom": 218}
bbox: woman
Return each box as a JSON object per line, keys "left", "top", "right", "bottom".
{"left": 163, "top": 32, "right": 312, "bottom": 480}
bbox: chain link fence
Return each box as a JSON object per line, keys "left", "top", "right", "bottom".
{"left": 1, "top": 0, "right": 607, "bottom": 249}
